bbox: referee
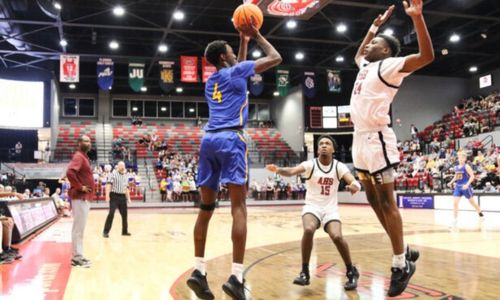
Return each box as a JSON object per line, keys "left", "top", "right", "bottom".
{"left": 103, "top": 161, "right": 131, "bottom": 238}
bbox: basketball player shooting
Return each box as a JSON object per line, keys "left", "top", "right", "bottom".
{"left": 349, "top": 0, "right": 434, "bottom": 297}
{"left": 186, "top": 10, "right": 282, "bottom": 300}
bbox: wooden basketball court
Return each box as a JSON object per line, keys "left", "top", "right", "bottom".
{"left": 2, "top": 205, "right": 500, "bottom": 299}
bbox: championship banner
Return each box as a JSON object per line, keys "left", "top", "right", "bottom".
{"left": 303, "top": 71, "right": 316, "bottom": 98}
{"left": 60, "top": 55, "right": 79, "bottom": 83}
{"left": 96, "top": 58, "right": 114, "bottom": 91}
{"left": 327, "top": 69, "right": 341, "bottom": 93}
{"left": 180, "top": 56, "right": 198, "bottom": 83}
{"left": 249, "top": 73, "right": 264, "bottom": 96}
{"left": 276, "top": 68, "right": 289, "bottom": 97}
{"left": 202, "top": 57, "right": 217, "bottom": 83}
{"left": 159, "top": 61, "right": 175, "bottom": 93}
{"left": 128, "top": 61, "right": 145, "bottom": 92}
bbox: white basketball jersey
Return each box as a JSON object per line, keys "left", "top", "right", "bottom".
{"left": 350, "top": 57, "right": 411, "bottom": 132}
{"left": 300, "top": 158, "right": 350, "bottom": 207}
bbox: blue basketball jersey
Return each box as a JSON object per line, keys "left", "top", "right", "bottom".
{"left": 204, "top": 61, "right": 256, "bottom": 131}
{"left": 454, "top": 164, "right": 469, "bottom": 186}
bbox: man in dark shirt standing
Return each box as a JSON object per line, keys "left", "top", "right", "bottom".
{"left": 103, "top": 161, "right": 131, "bottom": 238}
{"left": 66, "top": 135, "right": 94, "bottom": 268}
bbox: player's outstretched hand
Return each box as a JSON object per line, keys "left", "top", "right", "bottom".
{"left": 266, "top": 164, "right": 279, "bottom": 173}
{"left": 373, "top": 5, "right": 395, "bottom": 27}
{"left": 403, "top": 0, "right": 423, "bottom": 17}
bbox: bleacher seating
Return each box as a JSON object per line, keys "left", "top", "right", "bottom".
{"left": 54, "top": 120, "right": 96, "bottom": 161}
{"left": 246, "top": 128, "right": 298, "bottom": 164}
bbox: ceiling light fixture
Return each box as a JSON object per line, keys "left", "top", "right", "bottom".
{"left": 449, "top": 33, "right": 460, "bottom": 43}
{"left": 176, "top": 87, "right": 183, "bottom": 93}
{"left": 69, "top": 84, "right": 76, "bottom": 89}
{"left": 295, "top": 52, "right": 304, "bottom": 60}
{"left": 59, "top": 39, "right": 68, "bottom": 47}
{"left": 336, "top": 23, "right": 347, "bottom": 33}
{"left": 140, "top": 86, "right": 147, "bottom": 92}
{"left": 109, "top": 40, "right": 119, "bottom": 50}
{"left": 383, "top": 28, "right": 394, "bottom": 36}
{"left": 113, "top": 5, "right": 125, "bottom": 16}
{"left": 252, "top": 50, "right": 262, "bottom": 58}
{"left": 173, "top": 10, "right": 185, "bottom": 21}
{"left": 336, "top": 55, "right": 344, "bottom": 62}
{"left": 469, "top": 66, "right": 478, "bottom": 73}
{"left": 286, "top": 20, "right": 297, "bottom": 29}
{"left": 158, "top": 44, "right": 168, "bottom": 53}
{"left": 54, "top": 2, "right": 62, "bottom": 10}
{"left": 273, "top": 91, "right": 279, "bottom": 97}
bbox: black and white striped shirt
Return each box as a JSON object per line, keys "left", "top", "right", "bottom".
{"left": 107, "top": 170, "right": 129, "bottom": 194}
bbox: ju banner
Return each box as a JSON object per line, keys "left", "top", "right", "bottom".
{"left": 276, "top": 68, "right": 289, "bottom": 96}
{"left": 96, "top": 58, "right": 113, "bottom": 91}
{"left": 180, "top": 56, "right": 198, "bottom": 83}
{"left": 128, "top": 61, "right": 145, "bottom": 92}
{"left": 159, "top": 61, "right": 175, "bottom": 93}
{"left": 327, "top": 69, "right": 341, "bottom": 93}
{"left": 249, "top": 73, "right": 264, "bottom": 96}
{"left": 202, "top": 57, "right": 217, "bottom": 83}
{"left": 60, "top": 55, "right": 79, "bottom": 83}
{"left": 303, "top": 71, "right": 316, "bottom": 98}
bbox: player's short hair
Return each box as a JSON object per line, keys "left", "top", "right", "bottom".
{"left": 204, "top": 40, "right": 228, "bottom": 66}
{"left": 377, "top": 34, "right": 401, "bottom": 57}
{"left": 317, "top": 135, "right": 337, "bottom": 150}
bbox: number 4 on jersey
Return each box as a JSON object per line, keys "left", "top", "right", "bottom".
{"left": 212, "top": 82, "right": 222, "bottom": 103}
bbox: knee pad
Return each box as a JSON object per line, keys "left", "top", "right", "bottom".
{"left": 199, "top": 202, "right": 216, "bottom": 211}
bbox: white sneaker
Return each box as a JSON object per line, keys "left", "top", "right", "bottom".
{"left": 449, "top": 220, "right": 459, "bottom": 232}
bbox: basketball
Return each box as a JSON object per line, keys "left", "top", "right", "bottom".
{"left": 232, "top": 3, "right": 264, "bottom": 31}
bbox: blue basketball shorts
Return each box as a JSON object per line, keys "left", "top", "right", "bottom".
{"left": 197, "top": 130, "right": 248, "bottom": 191}
{"left": 453, "top": 186, "right": 473, "bottom": 199}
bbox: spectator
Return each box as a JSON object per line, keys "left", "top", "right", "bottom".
{"left": 160, "top": 177, "right": 167, "bottom": 202}
{"left": 483, "top": 182, "right": 496, "bottom": 193}
{"left": 14, "top": 141, "right": 22, "bottom": 161}
{"left": 410, "top": 124, "right": 418, "bottom": 140}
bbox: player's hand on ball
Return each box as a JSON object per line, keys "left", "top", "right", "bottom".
{"left": 373, "top": 5, "right": 394, "bottom": 26}
{"left": 236, "top": 16, "right": 259, "bottom": 39}
{"left": 266, "top": 164, "right": 278, "bottom": 173}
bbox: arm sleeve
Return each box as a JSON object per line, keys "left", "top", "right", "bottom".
{"left": 379, "top": 57, "right": 411, "bottom": 86}
{"left": 230, "top": 61, "right": 256, "bottom": 79}
{"left": 299, "top": 160, "right": 314, "bottom": 176}
{"left": 337, "top": 162, "right": 351, "bottom": 180}
{"left": 66, "top": 155, "right": 83, "bottom": 190}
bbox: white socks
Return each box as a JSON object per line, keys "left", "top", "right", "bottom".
{"left": 392, "top": 253, "right": 406, "bottom": 269}
{"left": 195, "top": 258, "right": 244, "bottom": 282}
{"left": 195, "top": 257, "right": 206, "bottom": 275}
{"left": 232, "top": 263, "right": 244, "bottom": 283}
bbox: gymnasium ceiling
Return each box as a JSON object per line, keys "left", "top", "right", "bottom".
{"left": 0, "top": 0, "right": 499, "bottom": 96}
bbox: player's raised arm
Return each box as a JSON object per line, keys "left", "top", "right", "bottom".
{"left": 354, "top": 5, "right": 395, "bottom": 67}
{"left": 400, "top": 0, "right": 435, "bottom": 73}
{"left": 238, "top": 18, "right": 282, "bottom": 74}
{"left": 266, "top": 164, "right": 305, "bottom": 177}
{"left": 237, "top": 32, "right": 250, "bottom": 62}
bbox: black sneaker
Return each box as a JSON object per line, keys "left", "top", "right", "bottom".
{"left": 71, "top": 258, "right": 91, "bottom": 268}
{"left": 186, "top": 270, "right": 214, "bottom": 300}
{"left": 387, "top": 261, "right": 416, "bottom": 297}
{"left": 103, "top": 232, "right": 109, "bottom": 238}
{"left": 122, "top": 232, "right": 131, "bottom": 236}
{"left": 293, "top": 271, "right": 310, "bottom": 286}
{"left": 344, "top": 266, "right": 359, "bottom": 290}
{"left": 406, "top": 245, "right": 419, "bottom": 262}
{"left": 5, "top": 249, "right": 22, "bottom": 260}
{"left": 222, "top": 275, "right": 246, "bottom": 300}
{"left": 0, "top": 252, "right": 14, "bottom": 264}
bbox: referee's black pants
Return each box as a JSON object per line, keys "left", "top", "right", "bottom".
{"left": 103, "top": 192, "right": 128, "bottom": 234}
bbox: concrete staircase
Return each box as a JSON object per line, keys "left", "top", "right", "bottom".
{"left": 136, "top": 146, "right": 161, "bottom": 202}
{"left": 95, "top": 123, "right": 113, "bottom": 163}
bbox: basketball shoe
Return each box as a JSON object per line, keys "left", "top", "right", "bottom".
{"left": 222, "top": 275, "right": 246, "bottom": 300}
{"left": 344, "top": 266, "right": 359, "bottom": 290}
{"left": 387, "top": 260, "right": 416, "bottom": 297}
{"left": 186, "top": 269, "right": 214, "bottom": 300}
{"left": 293, "top": 271, "right": 310, "bottom": 286}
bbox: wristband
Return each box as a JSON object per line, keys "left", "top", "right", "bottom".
{"left": 351, "top": 181, "right": 361, "bottom": 190}
{"left": 369, "top": 24, "right": 379, "bottom": 34}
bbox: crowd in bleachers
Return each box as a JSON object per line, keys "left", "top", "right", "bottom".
{"left": 395, "top": 139, "right": 499, "bottom": 193}
{"left": 249, "top": 176, "right": 306, "bottom": 200}
{"left": 155, "top": 150, "right": 198, "bottom": 202}
{"left": 418, "top": 91, "right": 499, "bottom": 143}
{"left": 91, "top": 164, "right": 143, "bottom": 201}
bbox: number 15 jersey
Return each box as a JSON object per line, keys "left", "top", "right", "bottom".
{"left": 300, "top": 158, "right": 350, "bottom": 207}
{"left": 204, "top": 61, "right": 256, "bottom": 131}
